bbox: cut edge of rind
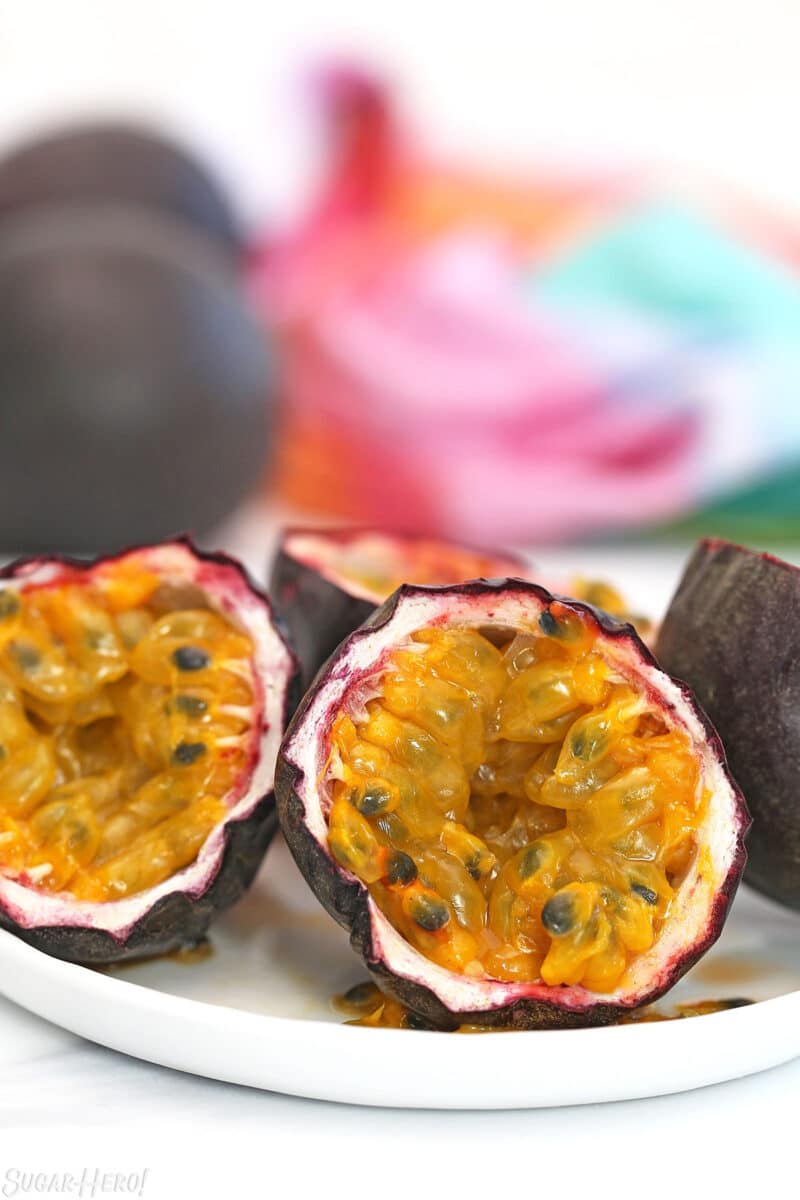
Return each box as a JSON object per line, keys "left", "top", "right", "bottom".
{"left": 271, "top": 526, "right": 528, "bottom": 692}
{"left": 277, "top": 526, "right": 528, "bottom": 605}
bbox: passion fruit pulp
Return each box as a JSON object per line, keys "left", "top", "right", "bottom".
{"left": 0, "top": 539, "right": 297, "bottom": 962}
{"left": 276, "top": 580, "right": 747, "bottom": 1029}
{"left": 655, "top": 539, "right": 800, "bottom": 910}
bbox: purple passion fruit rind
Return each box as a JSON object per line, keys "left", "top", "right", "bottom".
{"left": 276, "top": 579, "right": 748, "bottom": 1030}
{"left": 269, "top": 527, "right": 527, "bottom": 691}
{"left": 656, "top": 538, "right": 800, "bottom": 910}
{"left": 0, "top": 537, "right": 299, "bottom": 963}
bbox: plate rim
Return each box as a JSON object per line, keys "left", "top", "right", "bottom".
{"left": 1, "top": 927, "right": 798, "bottom": 1109}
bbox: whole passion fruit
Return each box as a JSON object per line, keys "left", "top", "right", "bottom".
{"left": 0, "top": 539, "right": 297, "bottom": 963}
{"left": 270, "top": 527, "right": 527, "bottom": 690}
{"left": 0, "top": 206, "right": 271, "bottom": 552}
{"left": 276, "top": 580, "right": 748, "bottom": 1029}
{"left": 656, "top": 539, "right": 800, "bottom": 910}
{"left": 0, "top": 122, "right": 242, "bottom": 254}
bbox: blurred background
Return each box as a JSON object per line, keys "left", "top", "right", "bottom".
{"left": 2, "top": 0, "right": 800, "bottom": 567}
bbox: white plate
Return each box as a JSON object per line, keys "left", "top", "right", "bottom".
{"left": 1, "top": 539, "right": 799, "bottom": 1109}
{"left": 0, "top": 838, "right": 798, "bottom": 1109}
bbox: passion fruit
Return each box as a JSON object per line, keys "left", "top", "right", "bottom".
{"left": 270, "top": 527, "right": 527, "bottom": 690}
{"left": 0, "top": 122, "right": 242, "bottom": 254}
{"left": 276, "top": 579, "right": 747, "bottom": 1029}
{"left": 0, "top": 538, "right": 297, "bottom": 962}
{"left": 0, "top": 206, "right": 271, "bottom": 552}
{"left": 655, "top": 539, "right": 800, "bottom": 910}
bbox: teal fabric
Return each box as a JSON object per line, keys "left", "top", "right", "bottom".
{"left": 530, "top": 203, "right": 800, "bottom": 465}
{"left": 533, "top": 204, "right": 800, "bottom": 343}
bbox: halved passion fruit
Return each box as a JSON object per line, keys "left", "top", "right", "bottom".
{"left": 0, "top": 539, "right": 297, "bottom": 962}
{"left": 656, "top": 539, "right": 800, "bottom": 910}
{"left": 270, "top": 526, "right": 651, "bottom": 693}
{"left": 276, "top": 580, "right": 747, "bottom": 1028}
{"left": 271, "top": 527, "right": 528, "bottom": 690}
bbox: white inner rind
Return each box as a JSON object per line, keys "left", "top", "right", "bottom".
{"left": 0, "top": 542, "right": 294, "bottom": 940}
{"left": 285, "top": 583, "right": 745, "bottom": 1015}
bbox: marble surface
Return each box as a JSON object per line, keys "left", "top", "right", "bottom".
{"left": 1, "top": 992, "right": 797, "bottom": 1196}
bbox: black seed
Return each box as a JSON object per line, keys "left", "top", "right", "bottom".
{"left": 539, "top": 609, "right": 559, "bottom": 637}
{"left": 465, "top": 853, "right": 483, "bottom": 880}
{"left": 172, "top": 741, "right": 207, "bottom": 766}
{"left": 10, "top": 641, "right": 40, "bottom": 672}
{"left": 631, "top": 881, "right": 658, "bottom": 905}
{"left": 541, "top": 892, "right": 576, "bottom": 936}
{"left": 172, "top": 645, "right": 210, "bottom": 672}
{"left": 342, "top": 981, "right": 381, "bottom": 1010}
{"left": 718, "top": 997, "right": 754, "bottom": 1010}
{"left": 353, "top": 784, "right": 392, "bottom": 816}
{"left": 385, "top": 851, "right": 417, "bottom": 887}
{"left": 518, "top": 843, "right": 545, "bottom": 880}
{"left": 0, "top": 592, "right": 20, "bottom": 619}
{"left": 173, "top": 693, "right": 209, "bottom": 717}
{"left": 410, "top": 894, "right": 450, "bottom": 932}
{"left": 403, "top": 1010, "right": 436, "bottom": 1031}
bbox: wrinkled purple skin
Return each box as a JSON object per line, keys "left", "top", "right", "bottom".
{"left": 656, "top": 539, "right": 800, "bottom": 911}
{"left": 0, "top": 536, "right": 300, "bottom": 964}
{"left": 276, "top": 578, "right": 748, "bottom": 1030}
{"left": 270, "top": 546, "right": 374, "bottom": 694}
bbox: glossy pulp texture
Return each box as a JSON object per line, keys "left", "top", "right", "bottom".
{"left": 0, "top": 541, "right": 296, "bottom": 963}
{"left": 0, "top": 566, "right": 256, "bottom": 902}
{"left": 326, "top": 613, "right": 703, "bottom": 994}
{"left": 277, "top": 580, "right": 747, "bottom": 1029}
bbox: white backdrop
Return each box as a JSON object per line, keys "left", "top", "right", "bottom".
{"left": 0, "top": 0, "right": 798, "bottom": 230}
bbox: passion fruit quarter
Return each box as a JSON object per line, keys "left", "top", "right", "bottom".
{"left": 270, "top": 527, "right": 527, "bottom": 690}
{"left": 656, "top": 539, "right": 800, "bottom": 910}
{"left": 276, "top": 580, "right": 748, "bottom": 1029}
{"left": 0, "top": 539, "right": 297, "bottom": 962}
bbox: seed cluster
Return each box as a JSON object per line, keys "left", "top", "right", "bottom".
{"left": 327, "top": 604, "right": 704, "bottom": 993}
{"left": 0, "top": 562, "right": 255, "bottom": 902}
